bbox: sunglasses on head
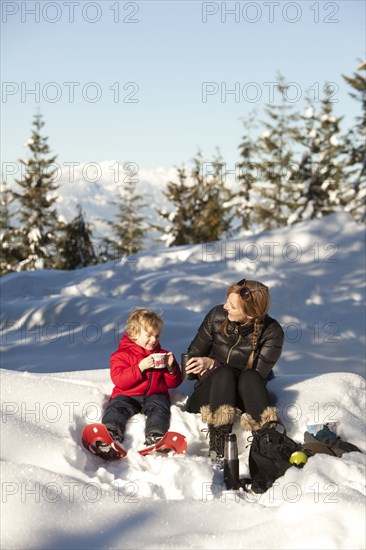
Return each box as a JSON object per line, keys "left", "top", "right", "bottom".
{"left": 237, "top": 278, "right": 251, "bottom": 299}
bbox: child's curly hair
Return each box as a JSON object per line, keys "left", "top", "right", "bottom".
{"left": 126, "top": 308, "right": 163, "bottom": 341}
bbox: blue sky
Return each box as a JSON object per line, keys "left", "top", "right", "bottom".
{"left": 1, "top": 0, "right": 365, "bottom": 177}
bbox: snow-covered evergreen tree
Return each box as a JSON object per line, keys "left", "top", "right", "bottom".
{"left": 57, "top": 205, "right": 96, "bottom": 270}
{"left": 285, "top": 97, "right": 333, "bottom": 224}
{"left": 107, "top": 175, "right": 145, "bottom": 259}
{"left": 287, "top": 85, "right": 345, "bottom": 224}
{"left": 0, "top": 182, "right": 23, "bottom": 275}
{"left": 237, "top": 113, "right": 258, "bottom": 230}
{"left": 12, "top": 113, "right": 61, "bottom": 270}
{"left": 341, "top": 61, "right": 366, "bottom": 223}
{"left": 156, "top": 151, "right": 234, "bottom": 246}
{"left": 0, "top": 182, "right": 11, "bottom": 232}
{"left": 189, "top": 151, "right": 235, "bottom": 243}
{"left": 155, "top": 165, "right": 192, "bottom": 246}
{"left": 251, "top": 75, "right": 301, "bottom": 230}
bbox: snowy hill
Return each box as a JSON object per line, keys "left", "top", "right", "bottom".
{"left": 1, "top": 212, "right": 365, "bottom": 550}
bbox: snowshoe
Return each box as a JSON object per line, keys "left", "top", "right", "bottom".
{"left": 82, "top": 423, "right": 127, "bottom": 460}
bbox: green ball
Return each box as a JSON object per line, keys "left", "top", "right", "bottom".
{"left": 289, "top": 451, "right": 308, "bottom": 467}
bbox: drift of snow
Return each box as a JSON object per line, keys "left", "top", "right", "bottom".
{"left": 1, "top": 212, "right": 365, "bottom": 550}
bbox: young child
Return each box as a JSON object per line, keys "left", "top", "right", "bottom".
{"left": 102, "top": 307, "right": 182, "bottom": 446}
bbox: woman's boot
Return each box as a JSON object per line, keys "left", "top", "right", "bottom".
{"left": 240, "top": 406, "right": 279, "bottom": 431}
{"left": 201, "top": 404, "right": 237, "bottom": 465}
{"left": 208, "top": 424, "right": 232, "bottom": 464}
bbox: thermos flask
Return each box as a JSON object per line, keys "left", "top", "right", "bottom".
{"left": 181, "top": 353, "right": 196, "bottom": 381}
{"left": 223, "top": 433, "right": 240, "bottom": 490}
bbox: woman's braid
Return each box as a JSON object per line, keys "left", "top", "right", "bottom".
{"left": 252, "top": 318, "right": 261, "bottom": 352}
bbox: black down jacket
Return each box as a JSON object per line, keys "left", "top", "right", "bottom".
{"left": 188, "top": 305, "right": 284, "bottom": 381}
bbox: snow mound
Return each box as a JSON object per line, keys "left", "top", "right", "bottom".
{"left": 1, "top": 369, "right": 365, "bottom": 550}
{"left": 1, "top": 212, "right": 365, "bottom": 549}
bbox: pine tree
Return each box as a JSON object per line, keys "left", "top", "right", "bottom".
{"left": 342, "top": 61, "right": 366, "bottom": 222}
{"left": 155, "top": 165, "right": 192, "bottom": 247}
{"left": 284, "top": 98, "right": 319, "bottom": 223}
{"left": 237, "top": 113, "right": 258, "bottom": 230}
{"left": 190, "top": 151, "right": 234, "bottom": 243}
{"left": 0, "top": 182, "right": 23, "bottom": 275}
{"left": 285, "top": 96, "right": 333, "bottom": 224}
{"left": 314, "top": 84, "right": 345, "bottom": 212}
{"left": 251, "top": 75, "right": 301, "bottom": 230}
{"left": 12, "top": 112, "right": 60, "bottom": 270}
{"left": 288, "top": 84, "right": 345, "bottom": 224}
{"left": 0, "top": 182, "right": 11, "bottom": 231}
{"left": 57, "top": 205, "right": 96, "bottom": 270}
{"left": 156, "top": 151, "right": 234, "bottom": 246}
{"left": 107, "top": 175, "right": 145, "bottom": 259}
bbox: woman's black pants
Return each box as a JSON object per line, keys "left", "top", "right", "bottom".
{"left": 186, "top": 366, "right": 270, "bottom": 422}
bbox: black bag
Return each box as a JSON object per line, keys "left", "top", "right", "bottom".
{"left": 241, "top": 421, "right": 301, "bottom": 494}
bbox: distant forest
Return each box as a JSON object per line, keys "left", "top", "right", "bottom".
{"left": 1, "top": 62, "right": 365, "bottom": 275}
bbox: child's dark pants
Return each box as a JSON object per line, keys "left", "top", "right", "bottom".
{"left": 102, "top": 393, "right": 171, "bottom": 439}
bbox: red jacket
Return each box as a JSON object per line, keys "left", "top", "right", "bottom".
{"left": 109, "top": 333, "right": 182, "bottom": 400}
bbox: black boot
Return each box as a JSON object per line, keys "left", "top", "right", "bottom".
{"left": 144, "top": 431, "right": 164, "bottom": 446}
{"left": 208, "top": 424, "right": 232, "bottom": 465}
{"left": 105, "top": 424, "right": 124, "bottom": 444}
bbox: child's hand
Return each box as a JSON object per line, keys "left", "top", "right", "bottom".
{"left": 139, "top": 356, "right": 154, "bottom": 372}
{"left": 166, "top": 352, "right": 174, "bottom": 372}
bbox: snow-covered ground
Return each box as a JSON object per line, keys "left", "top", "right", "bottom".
{"left": 1, "top": 212, "right": 365, "bottom": 550}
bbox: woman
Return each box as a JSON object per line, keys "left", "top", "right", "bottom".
{"left": 185, "top": 279, "right": 284, "bottom": 462}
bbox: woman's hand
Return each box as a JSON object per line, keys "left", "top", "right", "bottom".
{"left": 185, "top": 356, "right": 215, "bottom": 376}
{"left": 138, "top": 356, "right": 154, "bottom": 372}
